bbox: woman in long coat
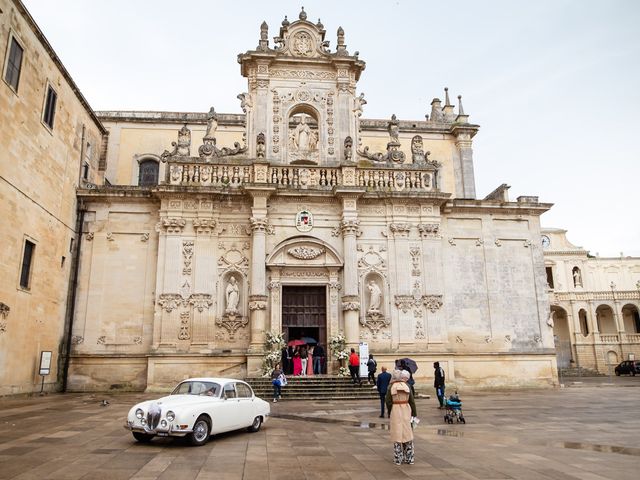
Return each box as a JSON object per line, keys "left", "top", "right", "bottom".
{"left": 385, "top": 369, "right": 417, "bottom": 465}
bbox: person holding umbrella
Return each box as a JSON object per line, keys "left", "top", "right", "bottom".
{"left": 396, "top": 358, "right": 417, "bottom": 395}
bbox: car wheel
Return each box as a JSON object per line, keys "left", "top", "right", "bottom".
{"left": 248, "top": 416, "right": 262, "bottom": 433}
{"left": 188, "top": 416, "right": 210, "bottom": 446}
{"left": 615, "top": 370, "right": 621, "bottom": 376}
{"left": 632, "top": 371, "right": 636, "bottom": 376}
{"left": 132, "top": 432, "right": 154, "bottom": 443}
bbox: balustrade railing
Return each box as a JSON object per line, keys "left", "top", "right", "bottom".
{"left": 624, "top": 333, "right": 640, "bottom": 343}
{"left": 165, "top": 160, "right": 436, "bottom": 193}
{"left": 597, "top": 334, "right": 620, "bottom": 343}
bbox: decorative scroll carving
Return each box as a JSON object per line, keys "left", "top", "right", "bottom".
{"left": 161, "top": 124, "right": 191, "bottom": 159}
{"left": 341, "top": 219, "right": 361, "bottom": 236}
{"left": 272, "top": 89, "right": 281, "bottom": 153}
{"left": 249, "top": 295, "right": 267, "bottom": 311}
{"left": 189, "top": 294, "right": 213, "bottom": 313}
{"left": 342, "top": 295, "right": 360, "bottom": 312}
{"left": 415, "top": 320, "right": 426, "bottom": 339}
{"left": 389, "top": 223, "right": 411, "bottom": 237}
{"left": 361, "top": 311, "right": 390, "bottom": 337}
{"left": 422, "top": 294, "right": 444, "bottom": 313}
{"left": 199, "top": 135, "right": 248, "bottom": 160}
{"left": 178, "top": 312, "right": 191, "bottom": 340}
{"left": 158, "top": 293, "right": 184, "bottom": 313}
{"left": 85, "top": 232, "right": 94, "bottom": 241}
{"left": 270, "top": 69, "right": 337, "bottom": 79}
{"left": 417, "top": 223, "right": 440, "bottom": 239}
{"left": 287, "top": 246, "right": 325, "bottom": 260}
{"left": 356, "top": 115, "right": 405, "bottom": 163}
{"left": 182, "top": 241, "right": 194, "bottom": 275}
{"left": 0, "top": 303, "right": 10, "bottom": 319}
{"left": 71, "top": 335, "right": 83, "bottom": 345}
{"left": 216, "top": 313, "right": 248, "bottom": 339}
{"left": 133, "top": 336, "right": 143, "bottom": 345}
{"left": 97, "top": 336, "right": 106, "bottom": 345}
{"left": 394, "top": 295, "right": 415, "bottom": 314}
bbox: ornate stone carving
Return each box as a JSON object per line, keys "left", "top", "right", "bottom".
{"left": 249, "top": 295, "right": 267, "bottom": 311}
{"left": 361, "top": 310, "right": 390, "bottom": 337}
{"left": 140, "top": 233, "right": 149, "bottom": 242}
{"left": 411, "top": 135, "right": 429, "bottom": 164}
{"left": 97, "top": 336, "right": 106, "bottom": 345}
{"left": 342, "top": 296, "right": 360, "bottom": 312}
{"left": 353, "top": 93, "right": 367, "bottom": 117}
{"left": 344, "top": 136, "right": 353, "bottom": 162}
{"left": 250, "top": 217, "right": 269, "bottom": 233}
{"left": 161, "top": 124, "right": 191, "bottom": 159}
{"left": 417, "top": 223, "right": 440, "bottom": 239}
{"left": 389, "top": 223, "right": 411, "bottom": 237}
{"left": 267, "top": 280, "right": 280, "bottom": 290}
{"left": 0, "top": 302, "right": 10, "bottom": 319}
{"left": 193, "top": 218, "right": 217, "bottom": 235}
{"left": 216, "top": 312, "right": 248, "bottom": 339}
{"left": 70, "top": 335, "right": 83, "bottom": 345}
{"left": 106, "top": 232, "right": 114, "bottom": 242}
{"left": 158, "top": 293, "right": 184, "bottom": 313}
{"left": 415, "top": 320, "right": 426, "bottom": 339}
{"left": 410, "top": 247, "right": 421, "bottom": 276}
{"left": 394, "top": 295, "right": 415, "bottom": 313}
{"left": 456, "top": 336, "right": 464, "bottom": 343}
{"left": 341, "top": 219, "right": 361, "bottom": 236}
{"left": 189, "top": 294, "right": 213, "bottom": 312}
{"left": 292, "top": 30, "right": 315, "bottom": 57}
{"left": 0, "top": 322, "right": 5, "bottom": 333}
{"left": 287, "top": 246, "right": 325, "bottom": 260}
{"left": 256, "top": 132, "right": 266, "bottom": 158}
{"left": 160, "top": 218, "right": 187, "bottom": 234}
{"left": 182, "top": 241, "right": 194, "bottom": 275}
{"left": 133, "top": 336, "right": 143, "bottom": 345}
{"left": 85, "top": 232, "right": 94, "bottom": 241}
{"left": 198, "top": 135, "right": 248, "bottom": 160}
{"left": 179, "top": 312, "right": 190, "bottom": 340}
{"left": 422, "top": 294, "right": 444, "bottom": 313}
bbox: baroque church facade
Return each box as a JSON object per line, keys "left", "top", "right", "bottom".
{"left": 69, "top": 10, "right": 557, "bottom": 391}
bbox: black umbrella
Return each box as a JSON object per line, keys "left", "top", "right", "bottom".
{"left": 397, "top": 358, "right": 418, "bottom": 373}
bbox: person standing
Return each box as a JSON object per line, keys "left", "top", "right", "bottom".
{"left": 293, "top": 348, "right": 302, "bottom": 376}
{"left": 367, "top": 354, "right": 377, "bottom": 384}
{"left": 312, "top": 343, "right": 325, "bottom": 374}
{"left": 376, "top": 366, "right": 392, "bottom": 418}
{"left": 348, "top": 348, "right": 361, "bottom": 385}
{"left": 434, "top": 361, "right": 445, "bottom": 408}
{"left": 300, "top": 345, "right": 308, "bottom": 376}
{"left": 385, "top": 370, "right": 417, "bottom": 465}
{"left": 271, "top": 364, "right": 283, "bottom": 403}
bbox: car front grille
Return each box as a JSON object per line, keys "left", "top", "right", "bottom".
{"left": 146, "top": 407, "right": 161, "bottom": 430}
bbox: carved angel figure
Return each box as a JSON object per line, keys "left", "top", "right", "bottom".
{"left": 225, "top": 276, "right": 240, "bottom": 314}
{"left": 237, "top": 93, "right": 252, "bottom": 113}
{"left": 354, "top": 93, "right": 367, "bottom": 117}
{"left": 367, "top": 280, "right": 382, "bottom": 313}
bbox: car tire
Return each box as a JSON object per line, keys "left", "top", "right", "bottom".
{"left": 188, "top": 416, "right": 210, "bottom": 446}
{"left": 132, "top": 432, "right": 154, "bottom": 443}
{"left": 632, "top": 371, "right": 636, "bottom": 376}
{"left": 248, "top": 416, "right": 262, "bottom": 433}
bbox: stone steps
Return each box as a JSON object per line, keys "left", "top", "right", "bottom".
{"left": 245, "top": 375, "right": 380, "bottom": 401}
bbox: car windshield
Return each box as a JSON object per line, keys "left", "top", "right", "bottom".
{"left": 171, "top": 381, "right": 221, "bottom": 397}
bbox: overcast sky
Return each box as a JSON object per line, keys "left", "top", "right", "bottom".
{"left": 23, "top": 0, "right": 640, "bottom": 257}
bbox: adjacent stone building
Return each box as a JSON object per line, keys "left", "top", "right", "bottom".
{"left": 0, "top": 0, "right": 105, "bottom": 395}
{"left": 66, "top": 9, "right": 558, "bottom": 391}
{"left": 543, "top": 229, "right": 640, "bottom": 373}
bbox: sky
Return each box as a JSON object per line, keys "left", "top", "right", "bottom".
{"left": 22, "top": 0, "right": 640, "bottom": 256}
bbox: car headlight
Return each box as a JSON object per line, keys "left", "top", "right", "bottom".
{"left": 160, "top": 420, "right": 167, "bottom": 428}
{"left": 166, "top": 410, "right": 175, "bottom": 422}
{"left": 135, "top": 408, "right": 144, "bottom": 419}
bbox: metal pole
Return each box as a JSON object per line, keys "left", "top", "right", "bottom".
{"left": 40, "top": 375, "right": 45, "bottom": 394}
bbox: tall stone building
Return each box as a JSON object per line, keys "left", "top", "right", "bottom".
{"left": 66, "top": 9, "right": 558, "bottom": 391}
{"left": 0, "top": 0, "right": 105, "bottom": 395}
{"left": 543, "top": 229, "right": 640, "bottom": 373}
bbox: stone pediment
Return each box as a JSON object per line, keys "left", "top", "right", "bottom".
{"left": 266, "top": 236, "right": 343, "bottom": 267}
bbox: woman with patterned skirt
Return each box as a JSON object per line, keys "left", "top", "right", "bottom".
{"left": 385, "top": 369, "right": 417, "bottom": 465}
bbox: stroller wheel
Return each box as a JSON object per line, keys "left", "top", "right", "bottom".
{"left": 460, "top": 417, "right": 466, "bottom": 424}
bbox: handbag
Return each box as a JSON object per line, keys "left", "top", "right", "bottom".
{"left": 272, "top": 379, "right": 281, "bottom": 386}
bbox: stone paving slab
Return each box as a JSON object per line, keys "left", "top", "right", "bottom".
{"left": 0, "top": 382, "right": 639, "bottom": 480}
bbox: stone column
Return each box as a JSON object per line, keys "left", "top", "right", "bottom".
{"left": 192, "top": 218, "right": 217, "bottom": 349}
{"left": 390, "top": 222, "right": 414, "bottom": 345}
{"left": 341, "top": 219, "right": 360, "bottom": 347}
{"left": 451, "top": 125, "right": 477, "bottom": 199}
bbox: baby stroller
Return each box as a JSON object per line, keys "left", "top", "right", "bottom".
{"left": 443, "top": 392, "right": 465, "bottom": 424}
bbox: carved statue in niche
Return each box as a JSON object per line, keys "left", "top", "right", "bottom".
{"left": 344, "top": 136, "right": 353, "bottom": 161}
{"left": 573, "top": 268, "right": 583, "bottom": 287}
{"left": 290, "top": 115, "right": 318, "bottom": 153}
{"left": 367, "top": 280, "right": 382, "bottom": 313}
{"left": 225, "top": 276, "right": 240, "bottom": 314}
{"left": 204, "top": 107, "right": 218, "bottom": 139}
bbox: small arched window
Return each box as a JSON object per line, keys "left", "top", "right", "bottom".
{"left": 139, "top": 159, "right": 159, "bottom": 186}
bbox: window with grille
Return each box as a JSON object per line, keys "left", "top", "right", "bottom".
{"left": 4, "top": 37, "right": 23, "bottom": 92}
{"left": 43, "top": 85, "right": 57, "bottom": 129}
{"left": 139, "top": 159, "right": 159, "bottom": 186}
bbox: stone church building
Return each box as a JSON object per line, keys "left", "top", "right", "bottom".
{"left": 1, "top": 3, "right": 561, "bottom": 394}
{"left": 68, "top": 10, "right": 557, "bottom": 391}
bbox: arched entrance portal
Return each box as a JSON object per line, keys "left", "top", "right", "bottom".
{"left": 266, "top": 236, "right": 344, "bottom": 374}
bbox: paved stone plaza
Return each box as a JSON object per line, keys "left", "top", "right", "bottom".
{"left": 0, "top": 380, "right": 639, "bottom": 480}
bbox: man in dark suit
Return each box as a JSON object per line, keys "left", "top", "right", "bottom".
{"left": 376, "top": 366, "right": 392, "bottom": 418}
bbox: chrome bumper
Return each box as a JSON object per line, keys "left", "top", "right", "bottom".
{"left": 124, "top": 423, "right": 191, "bottom": 437}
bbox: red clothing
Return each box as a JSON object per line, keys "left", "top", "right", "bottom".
{"left": 293, "top": 356, "right": 302, "bottom": 376}
{"left": 349, "top": 352, "right": 360, "bottom": 367}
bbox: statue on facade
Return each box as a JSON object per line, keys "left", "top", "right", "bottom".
{"left": 161, "top": 124, "right": 191, "bottom": 159}
{"left": 225, "top": 276, "right": 240, "bottom": 314}
{"left": 291, "top": 116, "right": 316, "bottom": 151}
{"left": 237, "top": 93, "right": 252, "bottom": 113}
{"left": 353, "top": 93, "right": 367, "bottom": 117}
{"left": 367, "top": 280, "right": 382, "bottom": 313}
{"left": 411, "top": 135, "right": 426, "bottom": 164}
{"left": 388, "top": 114, "right": 400, "bottom": 143}
{"left": 204, "top": 107, "right": 218, "bottom": 139}
{"left": 573, "top": 268, "right": 583, "bottom": 287}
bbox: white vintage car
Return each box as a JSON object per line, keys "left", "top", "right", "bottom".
{"left": 125, "top": 377, "right": 270, "bottom": 446}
